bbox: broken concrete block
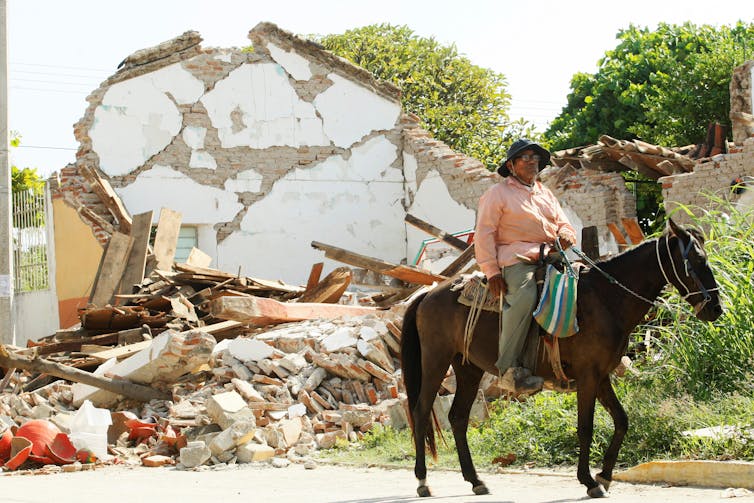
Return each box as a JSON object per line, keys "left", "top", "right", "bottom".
{"left": 228, "top": 337, "right": 274, "bottom": 362}
{"left": 287, "top": 403, "right": 306, "bottom": 419}
{"left": 180, "top": 440, "right": 212, "bottom": 468}
{"left": 341, "top": 408, "right": 374, "bottom": 428}
{"left": 209, "top": 421, "right": 257, "bottom": 455}
{"left": 231, "top": 363, "right": 254, "bottom": 381}
{"left": 315, "top": 430, "right": 347, "bottom": 449}
{"left": 321, "top": 327, "right": 357, "bottom": 352}
{"left": 231, "top": 378, "right": 264, "bottom": 402}
{"left": 303, "top": 367, "right": 327, "bottom": 392}
{"left": 277, "top": 353, "right": 307, "bottom": 374}
{"left": 237, "top": 443, "right": 274, "bottom": 463}
{"left": 206, "top": 391, "right": 256, "bottom": 430}
{"left": 73, "top": 329, "right": 216, "bottom": 407}
{"left": 279, "top": 417, "right": 303, "bottom": 446}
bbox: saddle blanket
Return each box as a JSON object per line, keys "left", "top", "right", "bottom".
{"left": 452, "top": 272, "right": 500, "bottom": 312}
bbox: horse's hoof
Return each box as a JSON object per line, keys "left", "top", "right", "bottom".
{"left": 417, "top": 485, "right": 432, "bottom": 497}
{"left": 472, "top": 483, "right": 489, "bottom": 495}
{"left": 587, "top": 484, "right": 609, "bottom": 498}
{"left": 595, "top": 474, "right": 612, "bottom": 491}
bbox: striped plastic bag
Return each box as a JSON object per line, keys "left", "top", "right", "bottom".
{"left": 533, "top": 264, "right": 579, "bottom": 338}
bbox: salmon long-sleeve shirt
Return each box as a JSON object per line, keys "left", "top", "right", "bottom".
{"left": 475, "top": 177, "right": 577, "bottom": 279}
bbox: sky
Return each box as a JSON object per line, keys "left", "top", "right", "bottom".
{"left": 5, "top": 0, "right": 754, "bottom": 177}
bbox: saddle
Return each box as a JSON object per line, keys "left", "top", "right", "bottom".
{"left": 454, "top": 246, "right": 581, "bottom": 390}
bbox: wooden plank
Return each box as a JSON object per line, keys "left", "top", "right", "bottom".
{"left": 186, "top": 247, "right": 212, "bottom": 268}
{"left": 621, "top": 218, "right": 645, "bottom": 245}
{"left": 86, "top": 340, "right": 153, "bottom": 362}
{"left": 90, "top": 232, "right": 134, "bottom": 307}
{"left": 311, "top": 241, "right": 446, "bottom": 285}
{"left": 80, "top": 165, "right": 133, "bottom": 234}
{"left": 305, "top": 262, "right": 324, "bottom": 291}
{"left": 404, "top": 213, "right": 468, "bottom": 251}
{"left": 151, "top": 208, "right": 182, "bottom": 273}
{"left": 298, "top": 267, "right": 351, "bottom": 304}
{"left": 607, "top": 222, "right": 629, "bottom": 248}
{"left": 119, "top": 211, "right": 153, "bottom": 295}
{"left": 581, "top": 226, "right": 600, "bottom": 260}
{"left": 208, "top": 296, "right": 382, "bottom": 327}
{"left": 439, "top": 243, "right": 476, "bottom": 278}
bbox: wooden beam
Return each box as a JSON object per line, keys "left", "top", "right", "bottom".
{"left": 119, "top": 211, "right": 153, "bottom": 295}
{"left": 404, "top": 213, "right": 468, "bottom": 251}
{"left": 80, "top": 165, "right": 133, "bottom": 234}
{"left": 208, "top": 296, "right": 382, "bottom": 327}
{"left": 90, "top": 232, "right": 134, "bottom": 306}
{"left": 607, "top": 222, "right": 629, "bottom": 249}
{"left": 298, "top": 266, "right": 351, "bottom": 304}
{"left": 310, "top": 241, "right": 446, "bottom": 285}
{"left": 0, "top": 346, "right": 170, "bottom": 402}
{"left": 305, "top": 262, "right": 324, "bottom": 292}
{"left": 621, "top": 218, "right": 645, "bottom": 245}
{"left": 151, "top": 208, "right": 182, "bottom": 273}
{"left": 439, "top": 243, "right": 476, "bottom": 278}
{"left": 186, "top": 247, "right": 212, "bottom": 268}
{"left": 580, "top": 226, "right": 600, "bottom": 260}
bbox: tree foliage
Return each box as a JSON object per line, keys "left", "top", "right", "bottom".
{"left": 545, "top": 22, "right": 754, "bottom": 150}
{"left": 316, "top": 24, "right": 537, "bottom": 169}
{"left": 9, "top": 132, "right": 44, "bottom": 195}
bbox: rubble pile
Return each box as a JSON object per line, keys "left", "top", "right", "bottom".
{"left": 0, "top": 168, "right": 486, "bottom": 472}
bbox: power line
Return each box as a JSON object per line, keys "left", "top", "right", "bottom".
{"left": 9, "top": 61, "right": 110, "bottom": 73}
{"left": 16, "top": 145, "right": 76, "bottom": 151}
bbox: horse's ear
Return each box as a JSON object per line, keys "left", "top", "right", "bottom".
{"left": 667, "top": 218, "right": 683, "bottom": 237}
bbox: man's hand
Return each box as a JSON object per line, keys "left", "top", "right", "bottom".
{"left": 558, "top": 232, "right": 575, "bottom": 250}
{"left": 487, "top": 274, "right": 507, "bottom": 298}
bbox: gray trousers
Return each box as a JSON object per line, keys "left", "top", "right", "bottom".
{"left": 495, "top": 262, "right": 538, "bottom": 374}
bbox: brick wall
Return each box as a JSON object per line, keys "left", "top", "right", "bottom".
{"left": 662, "top": 137, "right": 754, "bottom": 224}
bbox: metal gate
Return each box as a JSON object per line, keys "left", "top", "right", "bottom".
{"left": 12, "top": 181, "right": 58, "bottom": 346}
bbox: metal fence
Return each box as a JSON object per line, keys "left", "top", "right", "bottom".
{"left": 12, "top": 184, "right": 50, "bottom": 292}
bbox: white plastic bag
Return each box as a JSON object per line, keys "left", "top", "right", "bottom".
{"left": 68, "top": 399, "right": 112, "bottom": 460}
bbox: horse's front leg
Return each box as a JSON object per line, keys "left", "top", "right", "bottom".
{"left": 576, "top": 380, "right": 608, "bottom": 498}
{"left": 595, "top": 376, "right": 628, "bottom": 491}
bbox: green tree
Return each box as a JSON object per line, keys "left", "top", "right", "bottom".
{"left": 10, "top": 131, "right": 44, "bottom": 196}
{"left": 316, "top": 24, "right": 537, "bottom": 169}
{"left": 545, "top": 22, "right": 754, "bottom": 150}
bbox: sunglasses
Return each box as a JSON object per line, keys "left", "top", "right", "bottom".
{"left": 516, "top": 154, "right": 541, "bottom": 162}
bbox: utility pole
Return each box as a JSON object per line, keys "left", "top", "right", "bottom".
{"left": 0, "top": 0, "right": 15, "bottom": 345}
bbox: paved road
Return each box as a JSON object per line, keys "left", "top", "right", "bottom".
{"left": 1, "top": 462, "right": 747, "bottom": 503}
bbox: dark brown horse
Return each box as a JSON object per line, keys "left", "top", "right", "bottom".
{"left": 400, "top": 219, "right": 722, "bottom": 498}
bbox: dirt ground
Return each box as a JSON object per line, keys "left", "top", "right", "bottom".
{"left": 2, "top": 462, "right": 750, "bottom": 503}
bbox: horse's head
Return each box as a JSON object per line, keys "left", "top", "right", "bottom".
{"left": 663, "top": 219, "right": 723, "bottom": 322}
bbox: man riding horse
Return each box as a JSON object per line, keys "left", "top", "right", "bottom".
{"left": 475, "top": 138, "right": 577, "bottom": 395}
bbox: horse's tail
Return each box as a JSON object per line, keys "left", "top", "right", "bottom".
{"left": 400, "top": 291, "right": 437, "bottom": 459}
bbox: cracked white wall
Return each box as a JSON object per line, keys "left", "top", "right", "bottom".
{"left": 405, "top": 165, "right": 476, "bottom": 264}
{"left": 90, "top": 63, "right": 205, "bottom": 177}
{"left": 217, "top": 137, "right": 405, "bottom": 283}
{"left": 116, "top": 165, "right": 243, "bottom": 224}
{"left": 85, "top": 51, "right": 410, "bottom": 284}
{"left": 313, "top": 74, "right": 402, "bottom": 148}
{"left": 201, "top": 63, "right": 328, "bottom": 148}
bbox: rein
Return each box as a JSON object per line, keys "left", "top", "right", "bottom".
{"left": 570, "top": 236, "right": 716, "bottom": 310}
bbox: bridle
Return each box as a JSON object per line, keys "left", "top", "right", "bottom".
{"left": 655, "top": 234, "right": 716, "bottom": 314}
{"left": 570, "top": 233, "right": 718, "bottom": 312}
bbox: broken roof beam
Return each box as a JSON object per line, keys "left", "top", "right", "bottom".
{"left": 80, "top": 165, "right": 133, "bottom": 234}
{"left": 404, "top": 213, "right": 468, "bottom": 251}
{"left": 311, "top": 241, "right": 446, "bottom": 285}
{"left": 208, "top": 295, "right": 382, "bottom": 327}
